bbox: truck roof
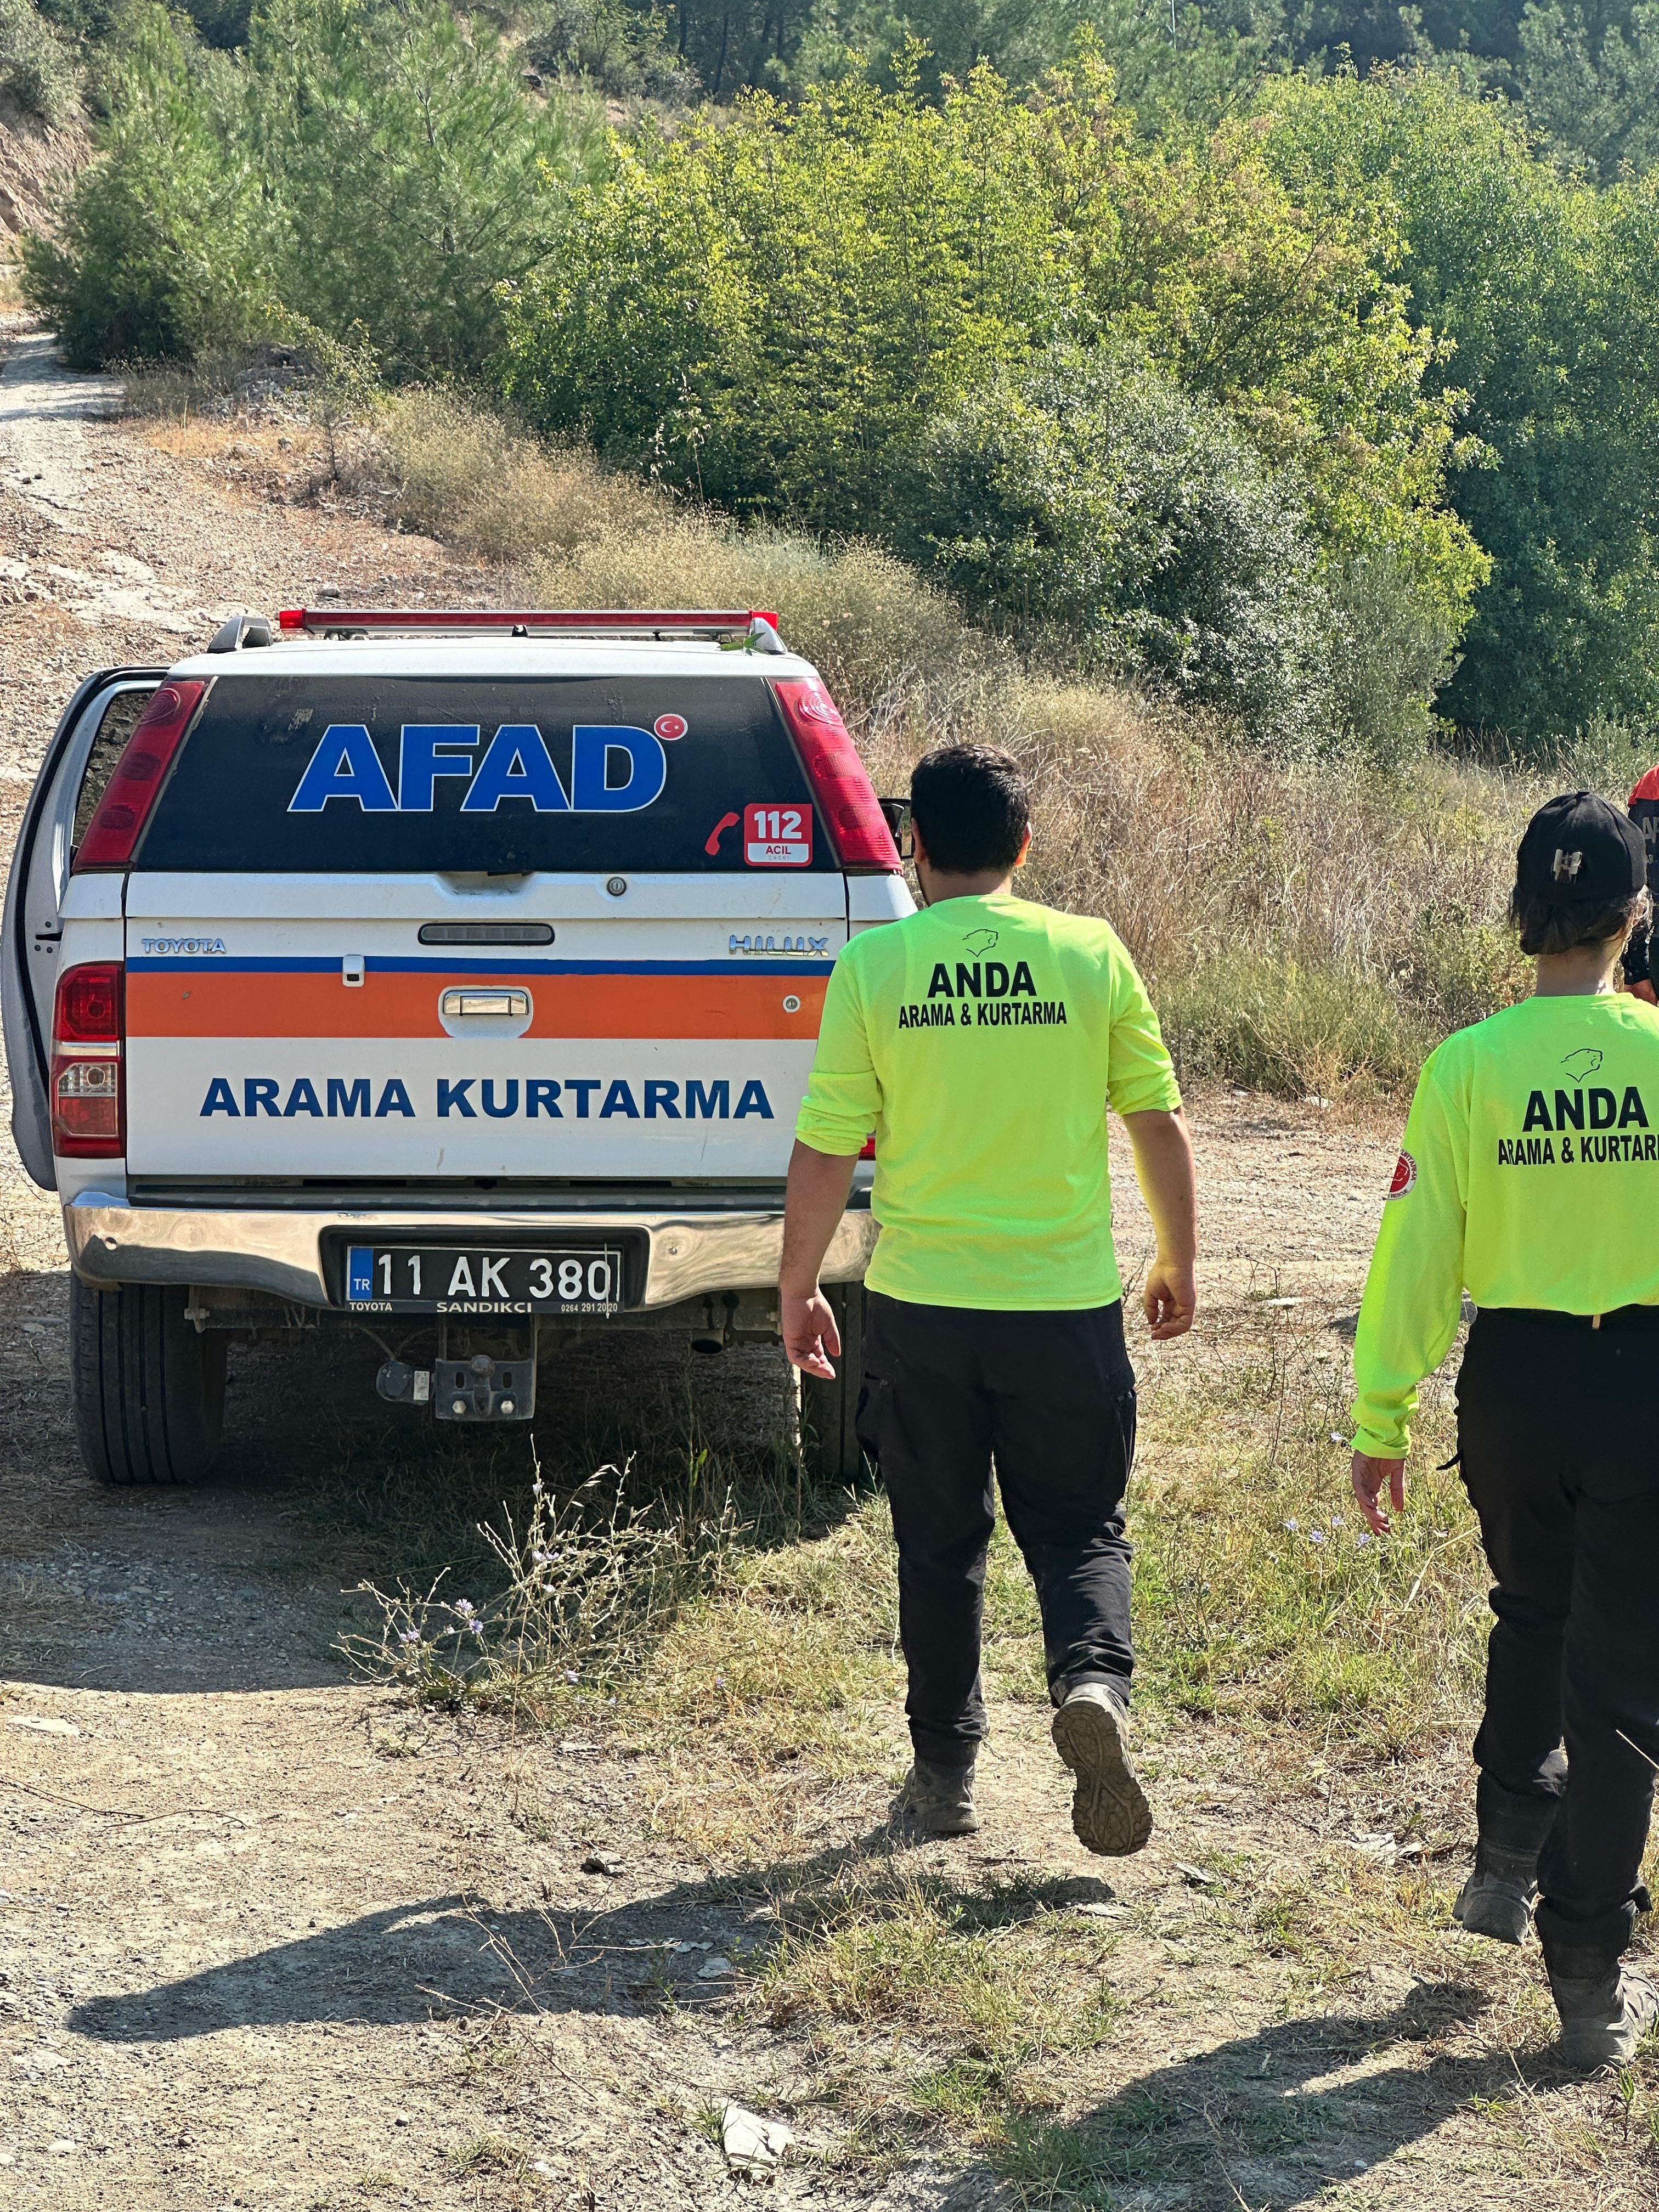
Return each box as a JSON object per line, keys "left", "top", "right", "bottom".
{"left": 166, "top": 638, "right": 822, "bottom": 682}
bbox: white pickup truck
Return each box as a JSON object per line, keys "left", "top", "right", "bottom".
{"left": 2, "top": 607, "right": 911, "bottom": 1486}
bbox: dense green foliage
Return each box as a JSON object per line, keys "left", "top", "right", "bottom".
{"left": 1267, "top": 71, "right": 1659, "bottom": 741}
{"left": 22, "top": 0, "right": 597, "bottom": 374}
{"left": 0, "top": 0, "right": 75, "bottom": 120}
{"left": 499, "top": 60, "right": 1482, "bottom": 747}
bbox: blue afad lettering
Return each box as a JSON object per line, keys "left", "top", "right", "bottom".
{"left": 286, "top": 723, "right": 667, "bottom": 814}
{"left": 200, "top": 1075, "right": 774, "bottom": 1120}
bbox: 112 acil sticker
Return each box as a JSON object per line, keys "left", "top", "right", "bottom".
{"left": 744, "top": 803, "right": 812, "bottom": 866}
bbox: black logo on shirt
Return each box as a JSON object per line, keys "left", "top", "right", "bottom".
{"left": 1561, "top": 1047, "right": 1605, "bottom": 1079}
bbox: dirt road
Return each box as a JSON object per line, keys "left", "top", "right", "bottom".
{"left": 4, "top": 316, "right": 1627, "bottom": 2211}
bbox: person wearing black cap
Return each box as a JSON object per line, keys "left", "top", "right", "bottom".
{"left": 1349, "top": 790, "right": 1659, "bottom": 2068}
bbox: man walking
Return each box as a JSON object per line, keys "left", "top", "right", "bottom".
{"left": 779, "top": 742, "right": 1197, "bottom": 1853}
{"left": 1351, "top": 791, "right": 1659, "bottom": 2067}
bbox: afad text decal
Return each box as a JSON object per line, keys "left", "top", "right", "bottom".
{"left": 287, "top": 723, "right": 669, "bottom": 815}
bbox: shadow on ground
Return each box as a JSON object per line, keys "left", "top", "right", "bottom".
{"left": 68, "top": 1831, "right": 1570, "bottom": 2210}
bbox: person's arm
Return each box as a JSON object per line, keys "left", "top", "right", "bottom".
{"left": 1121, "top": 1107, "right": 1197, "bottom": 1339}
{"left": 783, "top": 949, "right": 880, "bottom": 1379}
{"left": 1349, "top": 1058, "right": 1467, "bottom": 1533}
{"left": 1104, "top": 938, "right": 1197, "bottom": 1340}
{"left": 781, "top": 1141, "right": 859, "bottom": 1378}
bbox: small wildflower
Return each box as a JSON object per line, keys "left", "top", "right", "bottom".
{"left": 1284, "top": 1518, "right": 1299, "bottom": 1534}
{"left": 1308, "top": 1529, "right": 1326, "bottom": 1547}
{"left": 715, "top": 1675, "right": 726, "bottom": 1690}
{"left": 532, "top": 1550, "right": 550, "bottom": 1565}
{"left": 564, "top": 1669, "right": 579, "bottom": 1685}
{"left": 398, "top": 1626, "right": 420, "bottom": 1645}
{"left": 1356, "top": 1530, "right": 1373, "bottom": 1549}
{"left": 455, "top": 1598, "right": 476, "bottom": 1617}
{"left": 1329, "top": 1515, "right": 1344, "bottom": 1529}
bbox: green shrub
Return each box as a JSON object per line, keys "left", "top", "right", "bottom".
{"left": 1327, "top": 541, "right": 1461, "bottom": 771}
{"left": 524, "top": 0, "right": 697, "bottom": 104}
{"left": 26, "top": 0, "right": 601, "bottom": 375}
{"left": 898, "top": 351, "right": 1340, "bottom": 755}
{"left": 0, "top": 0, "right": 76, "bottom": 122}
{"left": 22, "top": 10, "right": 260, "bottom": 365}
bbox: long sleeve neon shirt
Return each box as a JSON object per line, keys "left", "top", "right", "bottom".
{"left": 1351, "top": 991, "right": 1659, "bottom": 1458}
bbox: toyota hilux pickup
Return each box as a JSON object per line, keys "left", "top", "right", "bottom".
{"left": 2, "top": 607, "right": 911, "bottom": 1487}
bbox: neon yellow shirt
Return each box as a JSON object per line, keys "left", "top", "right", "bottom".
{"left": 1352, "top": 991, "right": 1659, "bottom": 1458}
{"left": 795, "top": 891, "right": 1181, "bottom": 1310}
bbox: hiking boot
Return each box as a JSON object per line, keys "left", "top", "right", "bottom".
{"left": 1546, "top": 1945, "right": 1659, "bottom": 2069}
{"left": 1052, "top": 1682, "right": 1152, "bottom": 1857}
{"left": 1453, "top": 1841, "right": 1538, "bottom": 1945}
{"left": 892, "top": 1758, "right": 980, "bottom": 1837}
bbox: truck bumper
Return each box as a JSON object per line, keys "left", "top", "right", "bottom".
{"left": 62, "top": 1193, "right": 878, "bottom": 1311}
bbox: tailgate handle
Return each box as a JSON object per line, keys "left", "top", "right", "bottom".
{"left": 441, "top": 988, "right": 531, "bottom": 1019}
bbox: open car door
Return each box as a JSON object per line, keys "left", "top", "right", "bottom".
{"left": 2, "top": 670, "right": 166, "bottom": 1187}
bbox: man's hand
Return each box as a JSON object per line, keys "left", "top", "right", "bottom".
{"left": 781, "top": 1140, "right": 861, "bottom": 1376}
{"left": 1351, "top": 1449, "right": 1407, "bottom": 1535}
{"left": 1122, "top": 1108, "right": 1198, "bottom": 1345}
{"left": 783, "top": 1288, "right": 842, "bottom": 1380}
{"left": 1633, "top": 979, "right": 1658, "bottom": 1006}
{"left": 1144, "top": 1256, "right": 1195, "bottom": 1340}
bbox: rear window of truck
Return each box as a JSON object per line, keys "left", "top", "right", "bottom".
{"left": 131, "top": 673, "right": 830, "bottom": 874}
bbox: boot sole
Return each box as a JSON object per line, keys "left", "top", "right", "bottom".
{"left": 1052, "top": 1697, "right": 1152, "bottom": 1857}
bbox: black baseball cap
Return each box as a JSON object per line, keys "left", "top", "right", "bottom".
{"left": 1516, "top": 791, "right": 1646, "bottom": 905}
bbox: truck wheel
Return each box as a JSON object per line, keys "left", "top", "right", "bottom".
{"left": 70, "top": 1277, "right": 227, "bottom": 1486}
{"left": 800, "top": 1279, "right": 867, "bottom": 1487}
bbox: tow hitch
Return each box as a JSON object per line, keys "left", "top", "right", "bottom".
{"left": 433, "top": 1347, "right": 536, "bottom": 1422}
{"left": 375, "top": 1326, "right": 538, "bottom": 1421}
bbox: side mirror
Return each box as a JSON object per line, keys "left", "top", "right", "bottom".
{"left": 878, "top": 798, "right": 914, "bottom": 861}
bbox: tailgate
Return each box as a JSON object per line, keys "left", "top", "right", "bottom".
{"left": 121, "top": 668, "right": 845, "bottom": 1180}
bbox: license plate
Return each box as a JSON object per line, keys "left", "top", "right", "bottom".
{"left": 344, "top": 1245, "right": 622, "bottom": 1314}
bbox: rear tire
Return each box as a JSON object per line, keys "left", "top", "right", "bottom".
{"left": 70, "top": 1277, "right": 227, "bottom": 1486}
{"left": 800, "top": 1279, "right": 866, "bottom": 1486}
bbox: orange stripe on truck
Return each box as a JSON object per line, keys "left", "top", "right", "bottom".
{"left": 126, "top": 968, "right": 827, "bottom": 1041}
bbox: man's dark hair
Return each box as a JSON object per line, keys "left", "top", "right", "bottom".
{"left": 909, "top": 743, "right": 1030, "bottom": 876}
{"left": 1509, "top": 884, "right": 1647, "bottom": 957}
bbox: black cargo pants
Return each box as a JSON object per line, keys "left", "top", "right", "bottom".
{"left": 856, "top": 1290, "right": 1138, "bottom": 1771}
{"left": 1457, "top": 1306, "right": 1659, "bottom": 1956}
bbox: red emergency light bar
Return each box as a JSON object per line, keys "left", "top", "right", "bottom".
{"left": 275, "top": 607, "right": 780, "bottom": 637}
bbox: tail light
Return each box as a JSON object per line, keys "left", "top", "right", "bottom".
{"left": 859, "top": 1135, "right": 877, "bottom": 1160}
{"left": 772, "top": 679, "right": 900, "bottom": 872}
{"left": 74, "top": 680, "right": 206, "bottom": 871}
{"left": 52, "top": 963, "right": 124, "bottom": 1157}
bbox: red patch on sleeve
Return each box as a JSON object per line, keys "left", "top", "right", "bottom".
{"left": 1630, "top": 767, "right": 1659, "bottom": 803}
{"left": 1386, "top": 1151, "right": 1417, "bottom": 1199}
